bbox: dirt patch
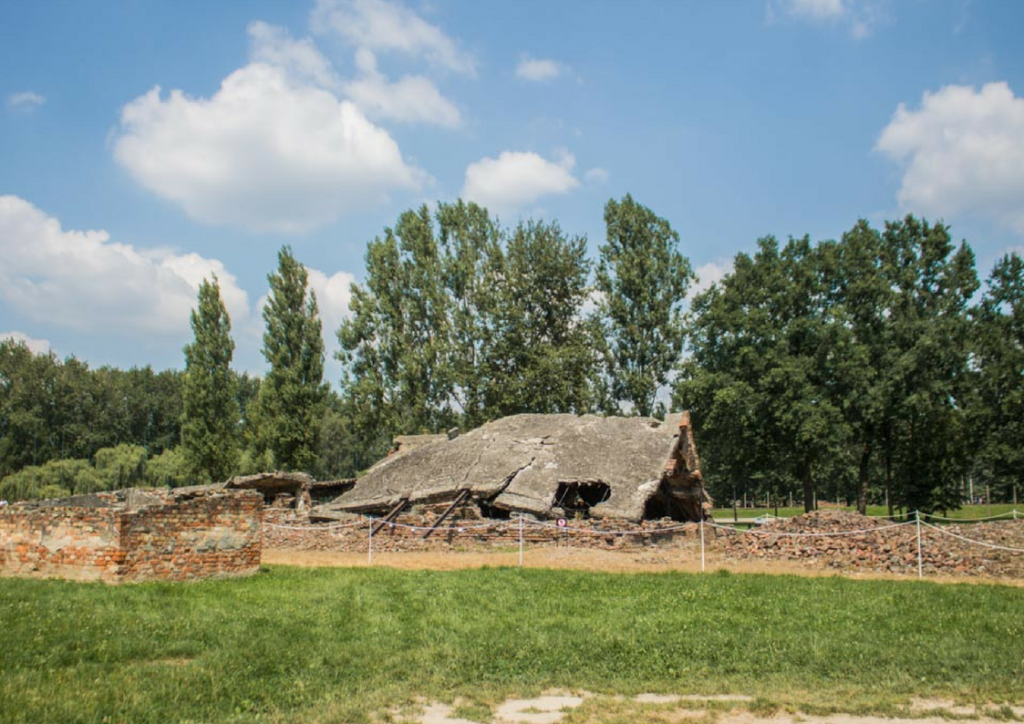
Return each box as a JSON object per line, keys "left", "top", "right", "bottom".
{"left": 261, "top": 546, "right": 1024, "bottom": 586}
{"left": 401, "top": 693, "right": 1024, "bottom": 724}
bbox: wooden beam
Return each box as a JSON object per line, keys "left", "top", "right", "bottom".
{"left": 371, "top": 498, "right": 409, "bottom": 535}
{"left": 421, "top": 489, "right": 471, "bottom": 539}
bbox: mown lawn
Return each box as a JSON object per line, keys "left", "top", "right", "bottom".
{"left": 1, "top": 566, "right": 1022, "bottom": 723}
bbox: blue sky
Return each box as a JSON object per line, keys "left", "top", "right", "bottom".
{"left": 2, "top": 0, "right": 1023, "bottom": 382}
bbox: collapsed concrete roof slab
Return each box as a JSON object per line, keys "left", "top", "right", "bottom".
{"left": 317, "top": 412, "right": 708, "bottom": 523}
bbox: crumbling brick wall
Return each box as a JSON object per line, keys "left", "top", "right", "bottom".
{"left": 0, "top": 490, "right": 263, "bottom": 583}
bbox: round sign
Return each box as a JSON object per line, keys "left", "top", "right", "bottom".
{"left": 556, "top": 518, "right": 568, "bottom": 528}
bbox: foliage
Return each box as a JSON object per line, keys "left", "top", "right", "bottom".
{"left": 1, "top": 568, "right": 1022, "bottom": 723}
{"left": 181, "top": 276, "right": 239, "bottom": 483}
{"left": 338, "top": 203, "right": 603, "bottom": 452}
{"left": 969, "top": 253, "right": 1024, "bottom": 501}
{"left": 597, "top": 194, "right": 695, "bottom": 416}
{"left": 484, "top": 219, "right": 600, "bottom": 416}
{"left": 253, "top": 246, "right": 327, "bottom": 472}
{"left": 676, "top": 217, "right": 981, "bottom": 514}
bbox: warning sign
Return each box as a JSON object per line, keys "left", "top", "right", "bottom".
{"left": 556, "top": 518, "right": 568, "bottom": 528}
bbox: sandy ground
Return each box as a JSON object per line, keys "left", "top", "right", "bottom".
{"left": 261, "top": 546, "right": 1024, "bottom": 586}
{"left": 399, "top": 693, "right": 1024, "bottom": 724}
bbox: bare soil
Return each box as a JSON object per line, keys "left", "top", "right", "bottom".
{"left": 261, "top": 546, "right": 1024, "bottom": 586}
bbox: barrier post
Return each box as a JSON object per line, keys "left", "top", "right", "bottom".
{"left": 700, "top": 516, "right": 706, "bottom": 573}
{"left": 368, "top": 517, "right": 373, "bottom": 565}
{"left": 916, "top": 510, "right": 922, "bottom": 579}
{"left": 518, "top": 515, "right": 524, "bottom": 567}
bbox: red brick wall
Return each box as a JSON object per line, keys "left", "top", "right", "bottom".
{"left": 0, "top": 491, "right": 263, "bottom": 583}
{"left": 0, "top": 506, "right": 124, "bottom": 582}
{"left": 119, "top": 492, "right": 263, "bottom": 582}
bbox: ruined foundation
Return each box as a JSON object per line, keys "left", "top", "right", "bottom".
{"left": 0, "top": 488, "right": 263, "bottom": 583}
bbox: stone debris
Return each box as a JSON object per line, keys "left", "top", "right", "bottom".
{"left": 716, "top": 510, "right": 1024, "bottom": 578}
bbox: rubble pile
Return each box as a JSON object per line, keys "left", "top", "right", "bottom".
{"left": 716, "top": 510, "right": 1024, "bottom": 578}
{"left": 263, "top": 506, "right": 702, "bottom": 552}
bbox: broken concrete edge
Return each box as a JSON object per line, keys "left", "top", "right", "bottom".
{"left": 316, "top": 412, "right": 712, "bottom": 524}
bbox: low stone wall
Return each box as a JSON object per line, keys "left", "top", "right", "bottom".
{"left": 0, "top": 490, "right": 263, "bottom": 583}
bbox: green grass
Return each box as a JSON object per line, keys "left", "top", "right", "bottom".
{"left": 1, "top": 566, "right": 1023, "bottom": 723}
{"left": 712, "top": 503, "right": 1020, "bottom": 521}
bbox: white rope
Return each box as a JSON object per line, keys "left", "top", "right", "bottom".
{"left": 264, "top": 520, "right": 365, "bottom": 531}
{"left": 920, "top": 511, "right": 1020, "bottom": 523}
{"left": 920, "top": 521, "right": 1024, "bottom": 553}
{"left": 358, "top": 515, "right": 511, "bottom": 533}
{"left": 527, "top": 518, "right": 696, "bottom": 536}
{"left": 710, "top": 520, "right": 916, "bottom": 538}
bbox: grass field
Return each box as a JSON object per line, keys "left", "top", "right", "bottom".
{"left": 711, "top": 503, "right": 1020, "bottom": 520}
{"left": 2, "top": 566, "right": 1022, "bottom": 723}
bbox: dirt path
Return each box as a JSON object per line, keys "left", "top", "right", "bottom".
{"left": 261, "top": 546, "right": 1024, "bottom": 586}
{"left": 398, "top": 693, "right": 1024, "bottom": 724}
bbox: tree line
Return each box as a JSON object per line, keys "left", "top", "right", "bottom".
{"left": 1, "top": 196, "right": 1020, "bottom": 513}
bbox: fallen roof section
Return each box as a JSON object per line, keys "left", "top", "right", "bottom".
{"left": 315, "top": 412, "right": 709, "bottom": 523}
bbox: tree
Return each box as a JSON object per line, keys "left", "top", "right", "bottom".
{"left": 970, "top": 253, "right": 1023, "bottom": 502}
{"left": 484, "top": 219, "right": 600, "bottom": 415}
{"left": 597, "top": 194, "right": 694, "bottom": 416}
{"left": 675, "top": 237, "right": 852, "bottom": 512}
{"left": 437, "top": 200, "right": 503, "bottom": 428}
{"left": 255, "top": 246, "right": 326, "bottom": 471}
{"left": 338, "top": 206, "right": 455, "bottom": 457}
{"left": 180, "top": 276, "right": 239, "bottom": 482}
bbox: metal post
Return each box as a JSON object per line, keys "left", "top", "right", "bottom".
{"left": 916, "top": 511, "right": 922, "bottom": 579}
{"left": 700, "top": 515, "right": 706, "bottom": 573}
{"left": 518, "top": 515, "right": 524, "bottom": 567}
{"left": 368, "top": 516, "right": 373, "bottom": 565}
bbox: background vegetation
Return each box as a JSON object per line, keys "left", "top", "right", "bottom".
{"left": 1, "top": 196, "right": 1020, "bottom": 513}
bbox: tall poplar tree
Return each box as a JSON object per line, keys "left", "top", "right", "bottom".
{"left": 256, "top": 246, "right": 326, "bottom": 472}
{"left": 181, "top": 276, "right": 238, "bottom": 482}
{"left": 597, "top": 194, "right": 694, "bottom": 416}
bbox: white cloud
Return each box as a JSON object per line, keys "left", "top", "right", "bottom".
{"left": 516, "top": 55, "right": 569, "bottom": 82}
{"left": 311, "top": 0, "right": 475, "bottom": 76}
{"left": 0, "top": 331, "right": 51, "bottom": 354}
{"left": 876, "top": 82, "right": 1024, "bottom": 234}
{"left": 585, "top": 167, "right": 610, "bottom": 184}
{"left": 786, "top": 0, "right": 845, "bottom": 19}
{"left": 691, "top": 259, "right": 734, "bottom": 297}
{"left": 113, "top": 62, "right": 426, "bottom": 233}
{"left": 462, "top": 151, "right": 579, "bottom": 212}
{"left": 307, "top": 268, "right": 356, "bottom": 340}
{"left": 345, "top": 48, "right": 461, "bottom": 127}
{"left": 771, "top": 0, "right": 885, "bottom": 38}
{"left": 0, "top": 195, "right": 249, "bottom": 335}
{"left": 6, "top": 91, "right": 46, "bottom": 112}
{"left": 248, "top": 20, "right": 340, "bottom": 89}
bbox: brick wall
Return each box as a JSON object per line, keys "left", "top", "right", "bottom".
{"left": 0, "top": 490, "right": 263, "bottom": 583}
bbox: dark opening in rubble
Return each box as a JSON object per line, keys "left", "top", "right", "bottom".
{"left": 554, "top": 482, "right": 611, "bottom": 516}
{"left": 477, "top": 499, "right": 511, "bottom": 519}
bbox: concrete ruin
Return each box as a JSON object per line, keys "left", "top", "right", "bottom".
{"left": 314, "top": 411, "right": 710, "bottom": 526}
{"left": 178, "top": 472, "right": 355, "bottom": 512}
{"left": 0, "top": 487, "right": 263, "bottom": 583}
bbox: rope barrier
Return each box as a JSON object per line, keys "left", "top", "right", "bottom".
{"left": 920, "top": 521, "right": 1024, "bottom": 553}
{"left": 920, "top": 511, "right": 1020, "bottom": 523}
{"left": 709, "top": 520, "right": 916, "bottom": 538}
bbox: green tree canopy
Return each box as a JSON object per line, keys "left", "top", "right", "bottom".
{"left": 597, "top": 194, "right": 694, "bottom": 416}
{"left": 255, "top": 246, "right": 326, "bottom": 472}
{"left": 181, "top": 276, "right": 239, "bottom": 483}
